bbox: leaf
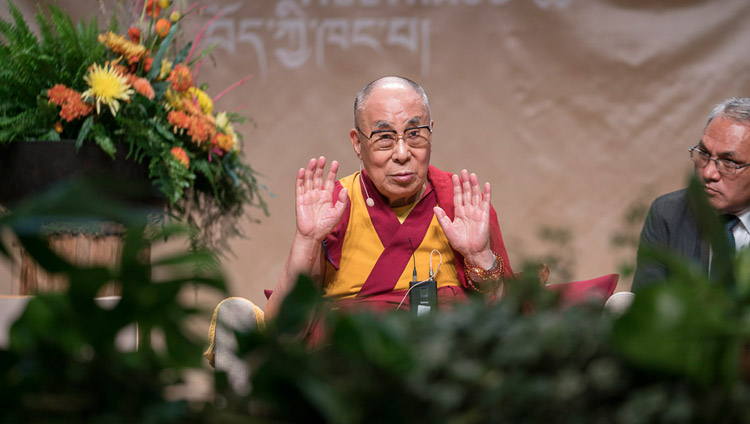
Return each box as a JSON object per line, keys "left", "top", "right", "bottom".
{"left": 153, "top": 120, "right": 178, "bottom": 142}
{"left": 152, "top": 80, "right": 170, "bottom": 101}
{"left": 76, "top": 115, "right": 94, "bottom": 149}
{"left": 41, "top": 129, "right": 60, "bottom": 141}
{"left": 613, "top": 281, "right": 739, "bottom": 386}
{"left": 273, "top": 275, "right": 325, "bottom": 337}
{"left": 173, "top": 40, "right": 192, "bottom": 65}
{"left": 94, "top": 133, "right": 117, "bottom": 158}
{"left": 146, "top": 22, "right": 178, "bottom": 80}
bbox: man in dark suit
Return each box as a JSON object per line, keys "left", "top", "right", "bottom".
{"left": 632, "top": 98, "right": 750, "bottom": 290}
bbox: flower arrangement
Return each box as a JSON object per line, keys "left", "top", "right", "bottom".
{"left": 0, "top": 0, "right": 267, "bottom": 248}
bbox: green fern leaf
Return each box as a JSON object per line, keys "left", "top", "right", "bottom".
{"left": 94, "top": 133, "right": 116, "bottom": 158}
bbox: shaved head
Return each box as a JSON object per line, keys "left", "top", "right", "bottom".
{"left": 354, "top": 76, "right": 430, "bottom": 128}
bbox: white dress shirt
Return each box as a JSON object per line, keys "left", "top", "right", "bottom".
{"left": 708, "top": 208, "right": 750, "bottom": 276}
{"left": 733, "top": 208, "right": 750, "bottom": 250}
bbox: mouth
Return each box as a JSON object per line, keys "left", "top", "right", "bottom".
{"left": 704, "top": 186, "right": 721, "bottom": 197}
{"left": 389, "top": 172, "right": 415, "bottom": 183}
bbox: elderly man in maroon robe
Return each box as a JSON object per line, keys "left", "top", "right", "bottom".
{"left": 265, "top": 76, "right": 514, "bottom": 320}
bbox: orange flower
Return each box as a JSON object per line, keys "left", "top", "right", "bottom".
{"left": 180, "top": 96, "right": 202, "bottom": 116}
{"left": 54, "top": 122, "right": 63, "bottom": 133}
{"left": 59, "top": 96, "right": 93, "bottom": 121}
{"left": 47, "top": 84, "right": 72, "bottom": 105}
{"left": 155, "top": 19, "right": 171, "bottom": 37}
{"left": 146, "top": 0, "right": 161, "bottom": 17}
{"left": 127, "top": 27, "right": 141, "bottom": 43}
{"left": 170, "top": 146, "right": 190, "bottom": 168}
{"left": 131, "top": 77, "right": 155, "bottom": 100}
{"left": 188, "top": 116, "right": 215, "bottom": 145}
{"left": 167, "top": 110, "right": 215, "bottom": 146}
{"left": 212, "top": 132, "right": 235, "bottom": 153}
{"left": 142, "top": 56, "right": 153, "bottom": 73}
{"left": 168, "top": 110, "right": 190, "bottom": 129}
{"left": 111, "top": 62, "right": 130, "bottom": 76}
{"left": 167, "top": 63, "right": 193, "bottom": 92}
{"left": 47, "top": 84, "right": 93, "bottom": 122}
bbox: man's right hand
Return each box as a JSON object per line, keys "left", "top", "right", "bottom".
{"left": 295, "top": 156, "right": 348, "bottom": 243}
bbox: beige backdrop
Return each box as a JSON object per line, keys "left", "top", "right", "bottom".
{"left": 3, "top": 0, "right": 750, "bottom": 306}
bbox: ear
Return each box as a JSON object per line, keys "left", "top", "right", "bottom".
{"left": 350, "top": 128, "right": 362, "bottom": 160}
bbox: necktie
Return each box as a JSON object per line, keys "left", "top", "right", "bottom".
{"left": 723, "top": 214, "right": 740, "bottom": 254}
{"left": 709, "top": 214, "right": 740, "bottom": 283}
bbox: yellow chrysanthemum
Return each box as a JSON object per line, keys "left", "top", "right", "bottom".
{"left": 82, "top": 63, "right": 134, "bottom": 116}
{"left": 189, "top": 87, "right": 213, "bottom": 115}
{"left": 164, "top": 88, "right": 183, "bottom": 111}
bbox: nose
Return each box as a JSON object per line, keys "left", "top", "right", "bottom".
{"left": 701, "top": 158, "right": 721, "bottom": 182}
{"left": 391, "top": 137, "right": 410, "bottom": 163}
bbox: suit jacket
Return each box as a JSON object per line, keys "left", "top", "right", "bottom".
{"left": 631, "top": 189, "right": 708, "bottom": 290}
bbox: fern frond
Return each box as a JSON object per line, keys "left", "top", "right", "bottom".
{"left": 0, "top": 107, "right": 51, "bottom": 141}
{"left": 5, "top": 0, "right": 37, "bottom": 50}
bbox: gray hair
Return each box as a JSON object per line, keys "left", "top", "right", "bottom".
{"left": 707, "top": 97, "right": 750, "bottom": 126}
{"left": 353, "top": 76, "right": 431, "bottom": 127}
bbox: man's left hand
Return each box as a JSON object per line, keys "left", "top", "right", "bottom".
{"left": 434, "top": 169, "right": 495, "bottom": 269}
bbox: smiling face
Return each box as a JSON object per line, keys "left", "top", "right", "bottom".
{"left": 349, "top": 81, "right": 432, "bottom": 207}
{"left": 697, "top": 114, "right": 750, "bottom": 214}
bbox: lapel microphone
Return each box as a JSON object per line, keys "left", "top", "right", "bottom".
{"left": 408, "top": 238, "right": 438, "bottom": 317}
{"left": 360, "top": 163, "right": 375, "bottom": 207}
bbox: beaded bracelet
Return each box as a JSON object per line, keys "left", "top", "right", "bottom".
{"left": 464, "top": 251, "right": 505, "bottom": 294}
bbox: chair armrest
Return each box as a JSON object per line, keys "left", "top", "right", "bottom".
{"left": 604, "top": 291, "right": 635, "bottom": 315}
{"left": 206, "top": 297, "right": 264, "bottom": 396}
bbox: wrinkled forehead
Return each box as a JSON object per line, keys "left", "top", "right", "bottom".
{"left": 360, "top": 86, "right": 429, "bottom": 126}
{"left": 701, "top": 115, "right": 750, "bottom": 153}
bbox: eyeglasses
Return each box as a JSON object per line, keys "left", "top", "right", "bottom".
{"left": 689, "top": 145, "right": 750, "bottom": 176}
{"left": 356, "top": 125, "right": 432, "bottom": 151}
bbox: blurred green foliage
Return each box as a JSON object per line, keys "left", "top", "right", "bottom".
{"left": 224, "top": 272, "right": 750, "bottom": 423}
{"left": 0, "top": 177, "right": 227, "bottom": 423}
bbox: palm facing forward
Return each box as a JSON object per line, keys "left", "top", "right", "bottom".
{"left": 434, "top": 170, "right": 492, "bottom": 266}
{"left": 295, "top": 156, "right": 348, "bottom": 242}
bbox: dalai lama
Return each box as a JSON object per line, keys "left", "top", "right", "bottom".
{"left": 265, "top": 76, "right": 514, "bottom": 319}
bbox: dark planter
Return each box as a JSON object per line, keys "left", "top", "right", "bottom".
{"left": 0, "top": 140, "right": 164, "bottom": 208}
{"left": 0, "top": 140, "right": 161, "bottom": 294}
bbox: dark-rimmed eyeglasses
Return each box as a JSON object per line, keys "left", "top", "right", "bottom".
{"left": 356, "top": 125, "right": 432, "bottom": 151}
{"left": 689, "top": 145, "right": 750, "bottom": 176}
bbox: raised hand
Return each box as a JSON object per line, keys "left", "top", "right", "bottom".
{"left": 295, "top": 156, "right": 348, "bottom": 242}
{"left": 433, "top": 169, "right": 494, "bottom": 268}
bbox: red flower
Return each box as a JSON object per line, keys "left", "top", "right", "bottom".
{"left": 146, "top": 0, "right": 161, "bottom": 17}
{"left": 142, "top": 56, "right": 153, "bottom": 73}
{"left": 127, "top": 27, "right": 141, "bottom": 43}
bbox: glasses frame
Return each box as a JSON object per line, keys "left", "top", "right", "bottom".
{"left": 689, "top": 145, "right": 750, "bottom": 176}
{"left": 356, "top": 125, "right": 433, "bottom": 151}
